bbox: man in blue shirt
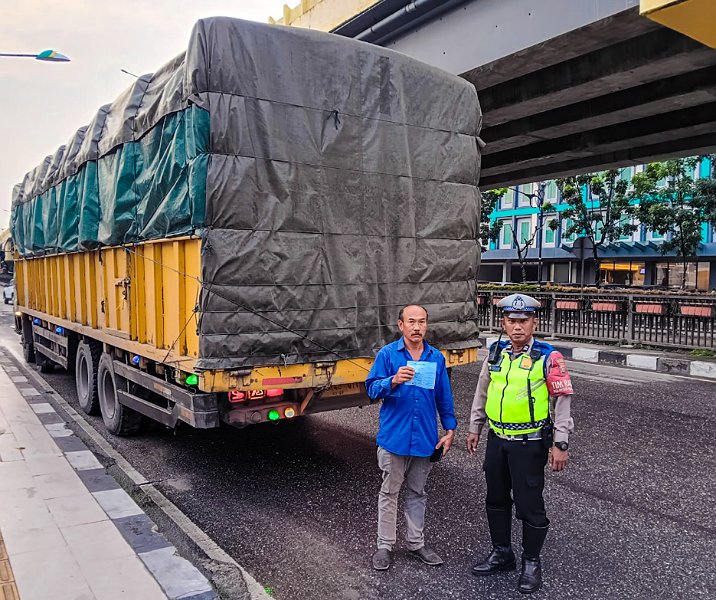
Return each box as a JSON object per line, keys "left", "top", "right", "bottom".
{"left": 365, "top": 304, "right": 456, "bottom": 571}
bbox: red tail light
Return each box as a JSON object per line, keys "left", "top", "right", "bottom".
{"left": 228, "top": 390, "right": 247, "bottom": 403}
{"left": 265, "top": 388, "right": 284, "bottom": 398}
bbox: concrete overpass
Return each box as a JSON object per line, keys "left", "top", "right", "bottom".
{"left": 311, "top": 0, "right": 716, "bottom": 189}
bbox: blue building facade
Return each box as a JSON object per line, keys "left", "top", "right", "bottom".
{"left": 480, "top": 161, "right": 716, "bottom": 290}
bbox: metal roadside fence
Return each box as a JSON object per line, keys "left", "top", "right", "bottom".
{"left": 477, "top": 291, "right": 716, "bottom": 350}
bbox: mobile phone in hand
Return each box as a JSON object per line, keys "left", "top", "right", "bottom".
{"left": 430, "top": 447, "right": 443, "bottom": 462}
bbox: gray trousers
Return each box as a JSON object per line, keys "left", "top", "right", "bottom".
{"left": 376, "top": 446, "right": 433, "bottom": 551}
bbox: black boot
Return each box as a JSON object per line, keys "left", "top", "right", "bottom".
{"left": 518, "top": 523, "right": 548, "bottom": 594}
{"left": 472, "top": 508, "right": 516, "bottom": 576}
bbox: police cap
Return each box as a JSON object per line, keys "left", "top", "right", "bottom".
{"left": 497, "top": 293, "right": 541, "bottom": 319}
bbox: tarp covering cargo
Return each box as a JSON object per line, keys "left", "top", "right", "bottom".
{"left": 11, "top": 17, "right": 482, "bottom": 369}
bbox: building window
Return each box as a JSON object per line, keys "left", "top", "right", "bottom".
{"left": 698, "top": 263, "right": 711, "bottom": 290}
{"left": 619, "top": 215, "right": 633, "bottom": 241}
{"left": 699, "top": 159, "right": 712, "bottom": 179}
{"left": 563, "top": 218, "right": 576, "bottom": 243}
{"left": 500, "top": 188, "right": 515, "bottom": 209}
{"left": 544, "top": 180, "right": 558, "bottom": 201}
{"left": 499, "top": 219, "right": 513, "bottom": 249}
{"left": 620, "top": 167, "right": 634, "bottom": 184}
{"left": 594, "top": 217, "right": 604, "bottom": 241}
{"left": 656, "top": 261, "right": 711, "bottom": 290}
{"left": 552, "top": 263, "right": 572, "bottom": 283}
{"left": 518, "top": 184, "right": 533, "bottom": 206}
{"left": 684, "top": 163, "right": 696, "bottom": 180}
{"left": 543, "top": 217, "right": 557, "bottom": 246}
{"left": 646, "top": 228, "right": 664, "bottom": 241}
{"left": 599, "top": 261, "right": 645, "bottom": 286}
{"left": 517, "top": 218, "right": 532, "bottom": 246}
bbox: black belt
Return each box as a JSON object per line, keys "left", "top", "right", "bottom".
{"left": 489, "top": 418, "right": 550, "bottom": 432}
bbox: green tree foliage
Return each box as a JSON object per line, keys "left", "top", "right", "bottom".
{"left": 557, "top": 169, "right": 636, "bottom": 286}
{"left": 630, "top": 156, "right": 716, "bottom": 288}
{"left": 479, "top": 188, "right": 507, "bottom": 251}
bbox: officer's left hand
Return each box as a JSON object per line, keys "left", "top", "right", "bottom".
{"left": 436, "top": 430, "right": 455, "bottom": 457}
{"left": 549, "top": 448, "right": 569, "bottom": 471}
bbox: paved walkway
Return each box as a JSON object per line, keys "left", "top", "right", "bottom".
{"left": 0, "top": 354, "right": 216, "bottom": 600}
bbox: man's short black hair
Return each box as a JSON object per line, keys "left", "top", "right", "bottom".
{"left": 398, "top": 304, "right": 429, "bottom": 322}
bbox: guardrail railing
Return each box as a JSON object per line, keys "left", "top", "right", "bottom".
{"left": 476, "top": 291, "right": 716, "bottom": 349}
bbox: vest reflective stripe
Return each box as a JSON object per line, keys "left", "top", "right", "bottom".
{"left": 485, "top": 350, "right": 550, "bottom": 436}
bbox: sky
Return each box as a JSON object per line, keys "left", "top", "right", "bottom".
{"left": 0, "top": 0, "right": 289, "bottom": 224}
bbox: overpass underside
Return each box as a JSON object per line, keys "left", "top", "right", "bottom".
{"left": 469, "top": 8, "right": 716, "bottom": 189}
{"left": 337, "top": 1, "right": 716, "bottom": 189}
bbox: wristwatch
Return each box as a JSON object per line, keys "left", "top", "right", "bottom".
{"left": 553, "top": 441, "right": 569, "bottom": 451}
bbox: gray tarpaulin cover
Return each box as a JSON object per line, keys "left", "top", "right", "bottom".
{"left": 11, "top": 17, "right": 482, "bottom": 370}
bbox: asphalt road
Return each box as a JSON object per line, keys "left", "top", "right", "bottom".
{"left": 1, "top": 303, "right": 714, "bottom": 600}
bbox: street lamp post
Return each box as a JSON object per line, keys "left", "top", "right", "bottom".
{"left": 535, "top": 183, "right": 546, "bottom": 285}
{"left": 0, "top": 50, "right": 70, "bottom": 62}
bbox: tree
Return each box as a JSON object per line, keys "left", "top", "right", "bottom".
{"left": 557, "top": 170, "right": 636, "bottom": 286}
{"left": 481, "top": 185, "right": 555, "bottom": 283}
{"left": 509, "top": 184, "right": 555, "bottom": 283}
{"left": 630, "top": 156, "right": 716, "bottom": 288}
{"left": 479, "top": 188, "right": 507, "bottom": 252}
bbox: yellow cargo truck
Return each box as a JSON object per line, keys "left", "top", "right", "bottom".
{"left": 11, "top": 17, "right": 481, "bottom": 435}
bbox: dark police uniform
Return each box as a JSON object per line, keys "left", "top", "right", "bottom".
{"left": 469, "top": 294, "right": 574, "bottom": 594}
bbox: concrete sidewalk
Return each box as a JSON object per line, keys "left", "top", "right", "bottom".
{"left": 0, "top": 356, "right": 217, "bottom": 600}
{"left": 479, "top": 334, "right": 716, "bottom": 379}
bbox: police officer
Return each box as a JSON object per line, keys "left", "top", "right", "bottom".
{"left": 466, "top": 294, "right": 574, "bottom": 594}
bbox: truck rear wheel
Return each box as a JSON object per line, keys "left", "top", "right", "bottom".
{"left": 97, "top": 353, "right": 142, "bottom": 436}
{"left": 75, "top": 341, "right": 101, "bottom": 415}
{"left": 22, "top": 341, "right": 35, "bottom": 364}
{"left": 21, "top": 315, "right": 35, "bottom": 363}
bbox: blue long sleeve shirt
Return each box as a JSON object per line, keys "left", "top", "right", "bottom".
{"left": 365, "top": 338, "right": 457, "bottom": 457}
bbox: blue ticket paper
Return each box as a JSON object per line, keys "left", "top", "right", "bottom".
{"left": 405, "top": 361, "right": 437, "bottom": 390}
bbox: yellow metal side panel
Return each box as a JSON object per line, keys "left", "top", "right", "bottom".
{"left": 641, "top": 0, "right": 716, "bottom": 48}
{"left": 162, "top": 242, "right": 184, "bottom": 352}
{"left": 101, "top": 249, "right": 113, "bottom": 330}
{"left": 15, "top": 238, "right": 202, "bottom": 374}
{"left": 44, "top": 258, "right": 53, "bottom": 317}
{"left": 51, "top": 257, "right": 60, "bottom": 317}
{"left": 87, "top": 252, "right": 102, "bottom": 328}
{"left": 118, "top": 249, "right": 131, "bottom": 335}
{"left": 101, "top": 247, "right": 131, "bottom": 335}
{"left": 32, "top": 259, "right": 40, "bottom": 310}
{"left": 37, "top": 260, "right": 46, "bottom": 313}
{"left": 26, "top": 259, "right": 35, "bottom": 311}
{"left": 74, "top": 255, "right": 86, "bottom": 325}
{"left": 41, "top": 259, "right": 48, "bottom": 315}
{"left": 130, "top": 246, "right": 144, "bottom": 342}
{"left": 59, "top": 255, "right": 69, "bottom": 320}
{"left": 47, "top": 257, "right": 54, "bottom": 316}
{"left": 162, "top": 241, "right": 187, "bottom": 355}
{"left": 67, "top": 255, "right": 77, "bottom": 322}
{"left": 183, "top": 239, "right": 201, "bottom": 357}
{"left": 144, "top": 243, "right": 164, "bottom": 348}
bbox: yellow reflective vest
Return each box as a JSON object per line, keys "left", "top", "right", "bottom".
{"left": 485, "top": 341, "right": 552, "bottom": 436}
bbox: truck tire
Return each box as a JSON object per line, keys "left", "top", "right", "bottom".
{"left": 22, "top": 341, "right": 35, "bottom": 364}
{"left": 75, "top": 341, "right": 101, "bottom": 415}
{"left": 97, "top": 353, "right": 142, "bottom": 436}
